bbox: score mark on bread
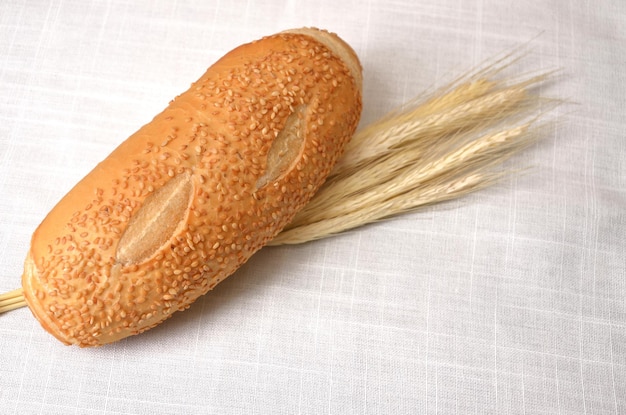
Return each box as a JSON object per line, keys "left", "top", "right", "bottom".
{"left": 116, "top": 171, "right": 193, "bottom": 265}
{"left": 256, "top": 105, "right": 307, "bottom": 189}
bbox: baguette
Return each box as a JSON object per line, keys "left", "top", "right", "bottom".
{"left": 21, "top": 28, "right": 362, "bottom": 347}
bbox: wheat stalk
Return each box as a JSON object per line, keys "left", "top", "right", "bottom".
{"left": 0, "top": 288, "right": 26, "bottom": 313}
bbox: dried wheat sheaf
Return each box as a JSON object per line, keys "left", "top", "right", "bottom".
{"left": 271, "top": 50, "right": 558, "bottom": 245}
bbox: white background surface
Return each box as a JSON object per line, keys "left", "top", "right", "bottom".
{"left": 1, "top": 0, "right": 625, "bottom": 414}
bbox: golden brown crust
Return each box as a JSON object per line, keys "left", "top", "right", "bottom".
{"left": 22, "top": 28, "right": 362, "bottom": 346}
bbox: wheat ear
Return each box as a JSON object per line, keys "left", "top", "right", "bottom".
{"left": 270, "top": 64, "right": 555, "bottom": 245}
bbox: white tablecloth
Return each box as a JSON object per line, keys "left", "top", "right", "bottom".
{"left": 1, "top": 1, "right": 624, "bottom": 414}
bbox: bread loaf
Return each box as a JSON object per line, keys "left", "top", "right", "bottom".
{"left": 21, "top": 28, "right": 362, "bottom": 347}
